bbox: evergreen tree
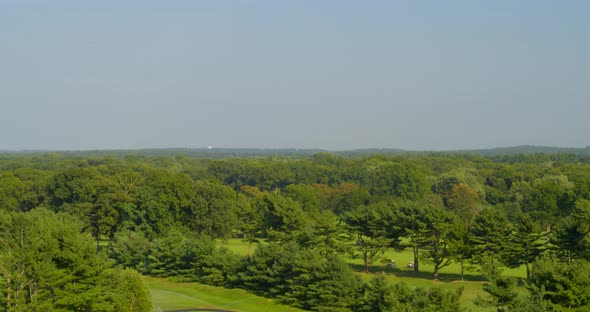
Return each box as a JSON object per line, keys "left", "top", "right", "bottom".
{"left": 552, "top": 199, "right": 590, "bottom": 262}
{"left": 504, "top": 213, "right": 550, "bottom": 279}
{"left": 528, "top": 255, "right": 590, "bottom": 310}
{"left": 469, "top": 207, "right": 513, "bottom": 265}
{"left": 0, "top": 209, "right": 150, "bottom": 311}
{"left": 474, "top": 257, "right": 519, "bottom": 312}
{"left": 342, "top": 202, "right": 392, "bottom": 273}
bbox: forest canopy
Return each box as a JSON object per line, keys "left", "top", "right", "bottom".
{"left": 1, "top": 151, "right": 590, "bottom": 311}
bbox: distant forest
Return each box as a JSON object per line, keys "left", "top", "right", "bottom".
{"left": 1, "top": 149, "right": 590, "bottom": 311}
{"left": 3, "top": 144, "right": 590, "bottom": 158}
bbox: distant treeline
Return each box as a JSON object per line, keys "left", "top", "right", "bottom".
{"left": 3, "top": 144, "right": 590, "bottom": 159}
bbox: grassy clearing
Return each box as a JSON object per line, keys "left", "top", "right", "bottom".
{"left": 218, "top": 238, "right": 528, "bottom": 312}
{"left": 219, "top": 238, "right": 526, "bottom": 279}
{"left": 145, "top": 276, "right": 302, "bottom": 312}
{"left": 218, "top": 238, "right": 256, "bottom": 257}
{"left": 332, "top": 247, "right": 511, "bottom": 312}
{"left": 343, "top": 247, "right": 526, "bottom": 279}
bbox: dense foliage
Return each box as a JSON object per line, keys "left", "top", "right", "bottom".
{"left": 2, "top": 151, "right": 590, "bottom": 310}
{"left": 0, "top": 209, "right": 151, "bottom": 311}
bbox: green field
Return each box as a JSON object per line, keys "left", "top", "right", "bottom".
{"left": 219, "top": 238, "right": 526, "bottom": 280}
{"left": 217, "top": 239, "right": 528, "bottom": 312}
{"left": 146, "top": 239, "right": 528, "bottom": 311}
{"left": 146, "top": 276, "right": 303, "bottom": 312}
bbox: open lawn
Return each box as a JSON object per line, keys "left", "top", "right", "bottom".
{"left": 219, "top": 238, "right": 526, "bottom": 279}
{"left": 145, "top": 276, "right": 303, "bottom": 312}
{"left": 218, "top": 238, "right": 529, "bottom": 311}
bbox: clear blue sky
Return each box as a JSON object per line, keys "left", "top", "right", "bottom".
{"left": 1, "top": 0, "right": 589, "bottom": 151}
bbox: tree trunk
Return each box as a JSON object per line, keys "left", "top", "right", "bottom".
{"left": 526, "top": 262, "right": 530, "bottom": 280}
{"left": 432, "top": 243, "right": 439, "bottom": 280}
{"left": 363, "top": 250, "right": 369, "bottom": 273}
{"left": 460, "top": 261, "right": 464, "bottom": 281}
{"left": 413, "top": 245, "right": 419, "bottom": 273}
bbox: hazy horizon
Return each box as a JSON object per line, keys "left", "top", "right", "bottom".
{"left": 3, "top": 144, "right": 590, "bottom": 154}
{"left": 1, "top": 1, "right": 589, "bottom": 151}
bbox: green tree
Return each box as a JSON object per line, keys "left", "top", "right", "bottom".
{"left": 89, "top": 176, "right": 129, "bottom": 250}
{"left": 342, "top": 202, "right": 392, "bottom": 273}
{"left": 236, "top": 194, "right": 262, "bottom": 257}
{"left": 106, "top": 268, "right": 152, "bottom": 312}
{"left": 234, "top": 243, "right": 290, "bottom": 296}
{"left": 187, "top": 180, "right": 239, "bottom": 238}
{"left": 528, "top": 255, "right": 590, "bottom": 310}
{"left": 421, "top": 206, "right": 461, "bottom": 280}
{"left": 131, "top": 170, "right": 194, "bottom": 237}
{"left": 309, "top": 210, "right": 348, "bottom": 256}
{"left": 431, "top": 168, "right": 485, "bottom": 210}
{"left": 446, "top": 183, "right": 481, "bottom": 226}
{"left": 452, "top": 222, "right": 474, "bottom": 281}
{"left": 521, "top": 175, "right": 575, "bottom": 228}
{"left": 504, "top": 213, "right": 550, "bottom": 279}
{"left": 284, "top": 183, "right": 321, "bottom": 215}
{"left": 355, "top": 276, "right": 394, "bottom": 312}
{"left": 11, "top": 168, "right": 51, "bottom": 211}
{"left": 256, "top": 194, "right": 308, "bottom": 243}
{"left": 474, "top": 257, "right": 519, "bottom": 312}
{"left": 45, "top": 167, "right": 100, "bottom": 208}
{"left": 469, "top": 207, "right": 513, "bottom": 265}
{"left": 113, "top": 171, "right": 144, "bottom": 197}
{"left": 145, "top": 228, "right": 238, "bottom": 285}
{"left": 0, "top": 173, "right": 27, "bottom": 212}
{"left": 391, "top": 200, "right": 461, "bottom": 278}
{"left": 235, "top": 242, "right": 361, "bottom": 311}
{"left": 108, "top": 230, "right": 152, "bottom": 272}
{"left": 355, "top": 277, "right": 463, "bottom": 312}
{"left": 0, "top": 209, "right": 138, "bottom": 310}
{"left": 365, "top": 161, "right": 430, "bottom": 200}
{"left": 392, "top": 200, "right": 430, "bottom": 273}
{"left": 553, "top": 199, "right": 590, "bottom": 262}
{"left": 330, "top": 182, "right": 372, "bottom": 215}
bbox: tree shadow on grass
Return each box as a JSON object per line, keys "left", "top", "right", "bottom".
{"left": 348, "top": 263, "right": 487, "bottom": 282}
{"left": 163, "top": 309, "right": 234, "bottom": 312}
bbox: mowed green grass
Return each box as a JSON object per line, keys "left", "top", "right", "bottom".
{"left": 219, "top": 238, "right": 526, "bottom": 279}
{"left": 145, "top": 276, "right": 303, "bottom": 312}
{"left": 143, "top": 237, "right": 527, "bottom": 312}
{"left": 219, "top": 239, "right": 528, "bottom": 312}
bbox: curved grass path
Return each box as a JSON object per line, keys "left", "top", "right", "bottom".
{"left": 145, "top": 277, "right": 302, "bottom": 312}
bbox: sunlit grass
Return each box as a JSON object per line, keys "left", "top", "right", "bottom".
{"left": 145, "top": 276, "right": 302, "bottom": 312}
{"left": 217, "top": 238, "right": 528, "bottom": 312}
